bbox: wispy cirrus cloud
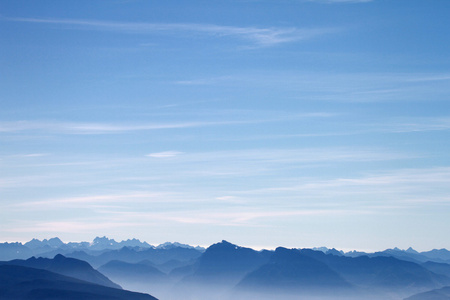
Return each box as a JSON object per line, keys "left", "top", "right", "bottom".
{"left": 174, "top": 76, "right": 235, "bottom": 86}
{"left": 0, "top": 153, "right": 49, "bottom": 159}
{"left": 97, "top": 207, "right": 365, "bottom": 227}
{"left": 171, "top": 71, "right": 450, "bottom": 103}
{"left": 0, "top": 112, "right": 333, "bottom": 135}
{"left": 9, "top": 192, "right": 178, "bottom": 210}
{"left": 306, "top": 0, "right": 373, "bottom": 3}
{"left": 147, "top": 147, "right": 413, "bottom": 165}
{"left": 8, "top": 221, "right": 140, "bottom": 233}
{"left": 6, "top": 207, "right": 360, "bottom": 235}
{"left": 146, "top": 151, "right": 183, "bottom": 158}
{"left": 368, "top": 117, "right": 450, "bottom": 133}
{"left": 236, "top": 167, "right": 450, "bottom": 205}
{"left": 0, "top": 120, "right": 249, "bottom": 134}
{"left": 5, "top": 17, "right": 336, "bottom": 47}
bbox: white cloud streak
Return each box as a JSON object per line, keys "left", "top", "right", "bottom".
{"left": 6, "top": 207, "right": 362, "bottom": 234}
{"left": 146, "top": 151, "right": 183, "bottom": 158}
{"left": 9, "top": 192, "right": 178, "bottom": 209}
{"left": 385, "top": 117, "right": 450, "bottom": 133}
{"left": 97, "top": 208, "right": 366, "bottom": 226}
{"left": 170, "top": 71, "right": 450, "bottom": 103}
{"left": 148, "top": 148, "right": 412, "bottom": 165}
{"left": 7, "top": 17, "right": 336, "bottom": 47}
{"left": 8, "top": 221, "right": 140, "bottom": 233}
{"left": 5, "top": 167, "right": 450, "bottom": 235}
{"left": 0, "top": 147, "right": 412, "bottom": 190}
{"left": 0, "top": 112, "right": 333, "bottom": 135}
{"left": 237, "top": 167, "right": 450, "bottom": 205}
{"left": 0, "top": 120, "right": 246, "bottom": 134}
{"left": 307, "top": 0, "right": 373, "bottom": 3}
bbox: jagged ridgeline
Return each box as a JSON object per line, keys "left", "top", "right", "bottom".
{"left": 2, "top": 238, "right": 450, "bottom": 300}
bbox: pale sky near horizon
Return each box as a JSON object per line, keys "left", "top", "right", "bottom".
{"left": 1, "top": 0, "right": 450, "bottom": 252}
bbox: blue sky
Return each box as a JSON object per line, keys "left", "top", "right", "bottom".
{"left": 1, "top": 0, "right": 450, "bottom": 251}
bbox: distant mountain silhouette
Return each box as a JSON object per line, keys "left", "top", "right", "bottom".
{"left": 344, "top": 247, "right": 450, "bottom": 264}
{"left": 99, "top": 260, "right": 172, "bottom": 299}
{"left": 371, "top": 248, "right": 432, "bottom": 263}
{"left": 298, "top": 249, "right": 450, "bottom": 292}
{"left": 3, "top": 237, "right": 450, "bottom": 263}
{"left": 0, "top": 264, "right": 158, "bottom": 300}
{"left": 169, "top": 260, "right": 198, "bottom": 280}
{"left": 0, "top": 237, "right": 155, "bottom": 261}
{"left": 66, "top": 245, "right": 203, "bottom": 268}
{"left": 406, "top": 247, "right": 420, "bottom": 254}
{"left": 90, "top": 236, "right": 152, "bottom": 250}
{"left": 422, "top": 249, "right": 450, "bottom": 263}
{"left": 156, "top": 258, "right": 192, "bottom": 273}
{"left": 405, "top": 286, "right": 450, "bottom": 300}
{"left": 0, "top": 254, "right": 120, "bottom": 289}
{"left": 312, "top": 247, "right": 345, "bottom": 256}
{"left": 3, "top": 238, "right": 450, "bottom": 300}
{"left": 24, "top": 237, "right": 64, "bottom": 250}
{"left": 90, "top": 236, "right": 121, "bottom": 250}
{"left": 422, "top": 261, "right": 450, "bottom": 279}
{"left": 171, "top": 240, "right": 271, "bottom": 299}
{"left": 236, "top": 247, "right": 352, "bottom": 297}
{"left": 327, "top": 248, "right": 344, "bottom": 256}
{"left": 99, "top": 260, "right": 168, "bottom": 283}
{"left": 156, "top": 242, "right": 205, "bottom": 251}
{"left": 183, "top": 240, "right": 271, "bottom": 285}
{"left": 0, "top": 242, "right": 33, "bottom": 260}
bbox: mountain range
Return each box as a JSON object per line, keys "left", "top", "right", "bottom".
{"left": 2, "top": 238, "right": 450, "bottom": 300}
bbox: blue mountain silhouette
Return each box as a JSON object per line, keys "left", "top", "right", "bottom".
{"left": 0, "top": 264, "right": 157, "bottom": 300}
{"left": 1, "top": 254, "right": 120, "bottom": 289}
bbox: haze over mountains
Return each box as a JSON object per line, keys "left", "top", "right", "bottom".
{"left": 2, "top": 237, "right": 450, "bottom": 300}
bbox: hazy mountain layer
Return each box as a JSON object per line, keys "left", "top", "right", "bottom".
{"left": 2, "top": 238, "right": 450, "bottom": 300}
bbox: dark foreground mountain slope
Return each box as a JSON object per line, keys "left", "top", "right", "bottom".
{"left": 0, "top": 254, "right": 120, "bottom": 289}
{"left": 0, "top": 265, "right": 158, "bottom": 300}
{"left": 405, "top": 286, "right": 450, "bottom": 300}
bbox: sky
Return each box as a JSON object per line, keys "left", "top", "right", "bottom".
{"left": 1, "top": 0, "right": 450, "bottom": 252}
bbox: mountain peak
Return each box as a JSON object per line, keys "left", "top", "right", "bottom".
{"left": 53, "top": 254, "right": 66, "bottom": 260}
{"left": 46, "top": 237, "right": 64, "bottom": 247}
{"left": 312, "top": 247, "right": 329, "bottom": 253}
{"left": 220, "top": 240, "right": 236, "bottom": 247}
{"left": 326, "top": 248, "right": 344, "bottom": 256}
{"left": 207, "top": 240, "right": 240, "bottom": 251}
{"left": 93, "top": 236, "right": 117, "bottom": 244}
{"left": 24, "top": 238, "right": 43, "bottom": 249}
{"left": 120, "top": 238, "right": 152, "bottom": 248}
{"left": 405, "top": 247, "right": 418, "bottom": 254}
{"left": 24, "top": 237, "right": 63, "bottom": 249}
{"left": 91, "top": 236, "right": 119, "bottom": 249}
